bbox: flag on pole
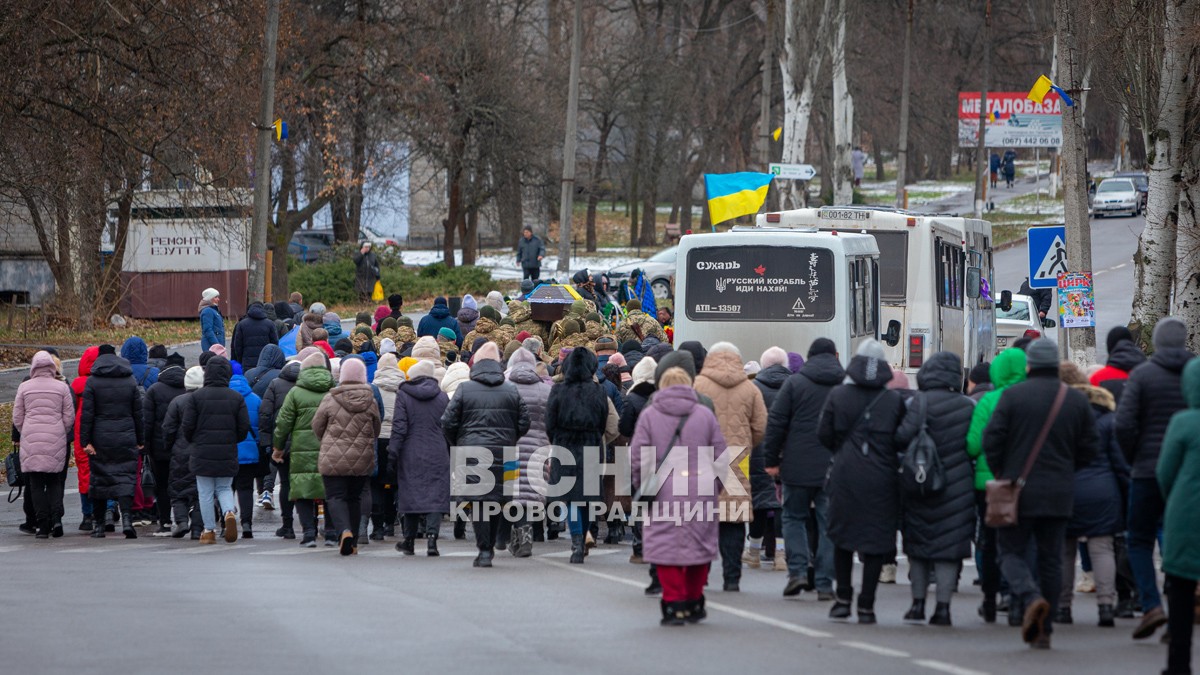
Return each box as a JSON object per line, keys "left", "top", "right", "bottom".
{"left": 1027, "top": 75, "right": 1074, "bottom": 107}
{"left": 772, "top": 126, "right": 782, "bottom": 141}
{"left": 704, "top": 172, "right": 773, "bottom": 226}
{"left": 273, "top": 118, "right": 288, "bottom": 141}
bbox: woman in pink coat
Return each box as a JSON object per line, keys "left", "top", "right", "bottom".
{"left": 630, "top": 366, "right": 726, "bottom": 626}
{"left": 13, "top": 351, "right": 75, "bottom": 538}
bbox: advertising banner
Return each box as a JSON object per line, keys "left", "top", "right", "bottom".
{"left": 958, "top": 91, "right": 1063, "bottom": 148}
{"left": 1057, "top": 272, "right": 1096, "bottom": 329}
{"left": 684, "top": 245, "right": 834, "bottom": 322}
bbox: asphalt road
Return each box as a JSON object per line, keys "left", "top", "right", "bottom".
{"left": 994, "top": 214, "right": 1144, "bottom": 361}
{"left": 0, "top": 474, "right": 1177, "bottom": 675}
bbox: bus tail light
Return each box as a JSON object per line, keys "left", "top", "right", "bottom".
{"left": 908, "top": 334, "right": 925, "bottom": 368}
{"left": 765, "top": 213, "right": 780, "bottom": 223}
{"left": 906, "top": 217, "right": 917, "bottom": 227}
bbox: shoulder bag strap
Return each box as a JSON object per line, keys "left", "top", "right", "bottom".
{"left": 667, "top": 414, "right": 690, "bottom": 449}
{"left": 853, "top": 390, "right": 889, "bottom": 433}
{"left": 1017, "top": 383, "right": 1068, "bottom": 486}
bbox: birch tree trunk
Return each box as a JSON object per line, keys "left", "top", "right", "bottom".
{"left": 1174, "top": 88, "right": 1200, "bottom": 351}
{"left": 1130, "top": 0, "right": 1192, "bottom": 348}
{"left": 829, "top": 0, "right": 854, "bottom": 206}
{"left": 777, "top": 0, "right": 832, "bottom": 209}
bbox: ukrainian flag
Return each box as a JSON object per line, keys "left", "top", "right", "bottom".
{"left": 705, "top": 172, "right": 773, "bottom": 226}
{"left": 1028, "top": 75, "right": 1074, "bottom": 107}
{"left": 503, "top": 460, "right": 520, "bottom": 483}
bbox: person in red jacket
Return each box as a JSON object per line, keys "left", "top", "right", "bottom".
{"left": 1089, "top": 327, "right": 1147, "bottom": 404}
{"left": 71, "top": 346, "right": 105, "bottom": 532}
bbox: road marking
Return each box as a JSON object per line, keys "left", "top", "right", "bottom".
{"left": 0, "top": 545, "right": 24, "bottom": 553}
{"left": 541, "top": 549, "right": 620, "bottom": 559}
{"left": 841, "top": 641, "right": 910, "bottom": 658}
{"left": 913, "top": 659, "right": 990, "bottom": 675}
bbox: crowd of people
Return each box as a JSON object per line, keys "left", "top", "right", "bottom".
{"left": 8, "top": 281, "right": 1200, "bottom": 672}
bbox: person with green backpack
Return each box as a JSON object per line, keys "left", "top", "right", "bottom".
{"left": 966, "top": 347, "right": 1027, "bottom": 624}
{"left": 272, "top": 352, "right": 334, "bottom": 548}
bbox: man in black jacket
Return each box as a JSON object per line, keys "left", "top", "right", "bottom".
{"left": 179, "top": 356, "right": 250, "bottom": 545}
{"left": 984, "top": 339, "right": 1098, "bottom": 648}
{"left": 1114, "top": 316, "right": 1195, "bottom": 639}
{"left": 231, "top": 302, "right": 279, "bottom": 370}
{"left": 142, "top": 353, "right": 187, "bottom": 534}
{"left": 763, "top": 338, "right": 845, "bottom": 600}
{"left": 1018, "top": 277, "right": 1053, "bottom": 321}
{"left": 516, "top": 226, "right": 545, "bottom": 281}
{"left": 260, "top": 360, "right": 301, "bottom": 537}
{"left": 440, "top": 346, "right": 530, "bottom": 567}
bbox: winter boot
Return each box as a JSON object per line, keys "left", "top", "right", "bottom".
{"left": 473, "top": 548, "right": 494, "bottom": 568}
{"left": 396, "top": 537, "right": 416, "bottom": 556}
{"left": 904, "top": 599, "right": 926, "bottom": 622}
{"left": 1054, "top": 606, "right": 1073, "bottom": 625}
{"left": 383, "top": 521, "right": 396, "bottom": 538}
{"left": 660, "top": 601, "right": 687, "bottom": 626}
{"left": 300, "top": 531, "right": 317, "bottom": 548}
{"left": 358, "top": 515, "right": 371, "bottom": 545}
{"left": 1098, "top": 604, "right": 1115, "bottom": 627}
{"left": 569, "top": 534, "right": 586, "bottom": 564}
{"left": 979, "top": 596, "right": 997, "bottom": 624}
{"left": 275, "top": 525, "right": 296, "bottom": 539}
{"left": 645, "top": 570, "right": 663, "bottom": 597}
{"left": 829, "top": 589, "right": 853, "bottom": 620}
{"left": 426, "top": 533, "right": 440, "bottom": 557}
{"left": 369, "top": 515, "right": 384, "bottom": 541}
{"left": 91, "top": 520, "right": 106, "bottom": 538}
{"left": 171, "top": 521, "right": 190, "bottom": 538}
{"left": 685, "top": 595, "right": 707, "bottom": 624}
{"left": 79, "top": 515, "right": 93, "bottom": 532}
{"left": 929, "top": 602, "right": 952, "bottom": 626}
{"left": 857, "top": 600, "right": 877, "bottom": 625}
{"left": 105, "top": 510, "right": 116, "bottom": 532}
{"left": 121, "top": 512, "right": 137, "bottom": 539}
{"left": 453, "top": 519, "right": 466, "bottom": 540}
{"left": 512, "top": 524, "right": 533, "bottom": 558}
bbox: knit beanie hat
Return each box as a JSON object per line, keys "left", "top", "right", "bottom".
{"left": 149, "top": 344, "right": 169, "bottom": 360}
{"left": 479, "top": 305, "right": 502, "bottom": 323}
{"left": 166, "top": 352, "right": 186, "bottom": 369}
{"left": 503, "top": 340, "right": 522, "bottom": 364}
{"left": 379, "top": 338, "right": 397, "bottom": 355}
{"left": 339, "top": 357, "right": 367, "bottom": 384}
{"left": 202, "top": 288, "right": 220, "bottom": 302}
{"left": 1025, "top": 338, "right": 1059, "bottom": 369}
{"left": 760, "top": 346, "right": 789, "bottom": 369}
{"left": 1153, "top": 316, "right": 1188, "bottom": 351}
{"left": 209, "top": 344, "right": 227, "bottom": 357}
{"left": 625, "top": 299, "right": 641, "bottom": 312}
{"left": 968, "top": 362, "right": 992, "bottom": 385}
{"left": 463, "top": 294, "right": 478, "bottom": 311}
{"left": 744, "top": 361, "right": 762, "bottom": 376}
{"left": 184, "top": 366, "right": 205, "bottom": 391}
{"left": 309, "top": 302, "right": 327, "bottom": 315}
{"left": 632, "top": 356, "right": 658, "bottom": 387}
{"left": 474, "top": 342, "right": 501, "bottom": 363}
{"left": 522, "top": 337, "right": 544, "bottom": 357}
{"left": 355, "top": 311, "right": 372, "bottom": 326}
{"left": 301, "top": 352, "right": 327, "bottom": 370}
{"left": 408, "top": 360, "right": 436, "bottom": 380}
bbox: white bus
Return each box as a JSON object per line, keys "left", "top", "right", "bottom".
{"left": 673, "top": 227, "right": 881, "bottom": 363}
{"left": 755, "top": 207, "right": 997, "bottom": 376}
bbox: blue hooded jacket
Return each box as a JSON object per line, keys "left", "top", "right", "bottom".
{"left": 200, "top": 304, "right": 225, "bottom": 351}
{"left": 417, "top": 297, "right": 462, "bottom": 343}
{"left": 246, "top": 344, "right": 287, "bottom": 397}
{"left": 359, "top": 350, "right": 379, "bottom": 383}
{"left": 229, "top": 374, "right": 261, "bottom": 464}
{"left": 121, "top": 336, "right": 159, "bottom": 388}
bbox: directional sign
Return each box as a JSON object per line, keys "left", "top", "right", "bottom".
{"left": 1027, "top": 225, "right": 1068, "bottom": 288}
{"left": 769, "top": 163, "right": 817, "bottom": 181}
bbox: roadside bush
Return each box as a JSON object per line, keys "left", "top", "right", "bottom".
{"left": 287, "top": 248, "right": 496, "bottom": 305}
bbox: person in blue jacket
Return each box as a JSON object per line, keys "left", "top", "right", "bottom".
{"left": 229, "top": 373, "right": 262, "bottom": 539}
{"left": 121, "top": 336, "right": 160, "bottom": 389}
{"left": 417, "top": 297, "right": 462, "bottom": 346}
{"left": 199, "top": 288, "right": 225, "bottom": 352}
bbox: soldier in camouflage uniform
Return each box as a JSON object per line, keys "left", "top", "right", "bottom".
{"left": 615, "top": 299, "right": 666, "bottom": 345}
{"left": 462, "top": 305, "right": 510, "bottom": 353}
{"left": 507, "top": 300, "right": 547, "bottom": 342}
{"left": 436, "top": 327, "right": 459, "bottom": 363}
{"left": 549, "top": 300, "right": 590, "bottom": 347}
{"left": 549, "top": 317, "right": 593, "bottom": 357}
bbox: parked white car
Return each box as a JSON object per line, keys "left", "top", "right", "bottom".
{"left": 606, "top": 246, "right": 677, "bottom": 299}
{"left": 1092, "top": 178, "right": 1140, "bottom": 218}
{"left": 995, "top": 293, "right": 1053, "bottom": 349}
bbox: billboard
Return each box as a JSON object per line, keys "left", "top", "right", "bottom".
{"left": 958, "top": 92, "right": 1063, "bottom": 148}
{"left": 684, "top": 245, "right": 835, "bottom": 322}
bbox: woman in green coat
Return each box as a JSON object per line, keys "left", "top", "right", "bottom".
{"left": 1157, "top": 357, "right": 1200, "bottom": 675}
{"left": 272, "top": 353, "right": 333, "bottom": 547}
{"left": 964, "top": 347, "right": 1027, "bottom": 623}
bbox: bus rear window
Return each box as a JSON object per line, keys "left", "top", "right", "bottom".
{"left": 685, "top": 246, "right": 835, "bottom": 322}
{"left": 866, "top": 230, "right": 908, "bottom": 302}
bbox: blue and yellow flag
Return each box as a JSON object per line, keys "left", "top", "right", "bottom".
{"left": 503, "top": 460, "right": 519, "bottom": 483}
{"left": 273, "top": 118, "right": 288, "bottom": 141}
{"left": 1028, "top": 75, "right": 1074, "bottom": 107}
{"left": 705, "top": 172, "right": 773, "bottom": 226}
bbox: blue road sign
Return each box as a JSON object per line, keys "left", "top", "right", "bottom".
{"left": 1028, "top": 225, "right": 1068, "bottom": 288}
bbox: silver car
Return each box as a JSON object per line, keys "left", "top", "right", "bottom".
{"left": 606, "top": 246, "right": 677, "bottom": 299}
{"left": 995, "top": 293, "right": 1051, "bottom": 348}
{"left": 1092, "top": 178, "right": 1140, "bottom": 217}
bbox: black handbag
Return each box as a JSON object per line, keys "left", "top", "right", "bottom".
{"left": 6, "top": 449, "right": 24, "bottom": 503}
{"left": 140, "top": 458, "right": 156, "bottom": 493}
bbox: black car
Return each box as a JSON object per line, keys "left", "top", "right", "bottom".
{"left": 288, "top": 228, "right": 366, "bottom": 262}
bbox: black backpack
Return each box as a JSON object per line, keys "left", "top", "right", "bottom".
{"left": 900, "top": 394, "right": 946, "bottom": 498}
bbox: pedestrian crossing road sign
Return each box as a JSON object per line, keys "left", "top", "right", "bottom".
{"left": 1028, "top": 225, "right": 1068, "bottom": 289}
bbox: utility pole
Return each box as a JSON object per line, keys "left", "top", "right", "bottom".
{"left": 895, "top": 0, "right": 914, "bottom": 209}
{"left": 972, "top": 0, "right": 991, "bottom": 219}
{"left": 759, "top": 0, "right": 775, "bottom": 210}
{"left": 1055, "top": 0, "right": 1095, "bottom": 365}
{"left": 556, "top": 0, "right": 583, "bottom": 275}
{"left": 249, "top": 0, "right": 280, "bottom": 303}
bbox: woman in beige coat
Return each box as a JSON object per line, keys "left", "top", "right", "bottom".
{"left": 693, "top": 341, "right": 767, "bottom": 592}
{"left": 313, "top": 357, "right": 381, "bottom": 555}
